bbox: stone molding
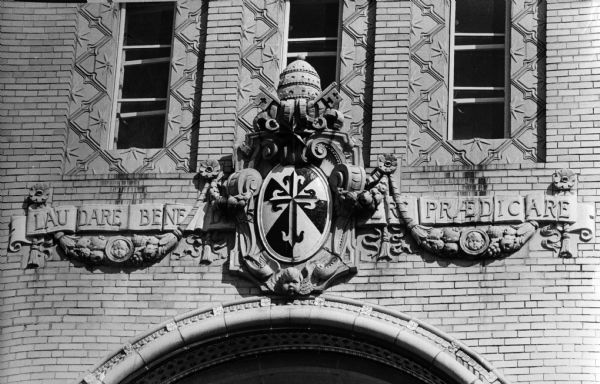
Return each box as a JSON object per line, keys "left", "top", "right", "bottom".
{"left": 78, "top": 296, "right": 510, "bottom": 384}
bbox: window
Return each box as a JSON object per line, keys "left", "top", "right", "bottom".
{"left": 284, "top": 0, "right": 341, "bottom": 86}
{"left": 110, "top": 2, "right": 175, "bottom": 149}
{"left": 449, "top": 0, "right": 507, "bottom": 140}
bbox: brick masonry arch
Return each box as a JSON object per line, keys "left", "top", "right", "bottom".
{"left": 78, "top": 295, "right": 510, "bottom": 384}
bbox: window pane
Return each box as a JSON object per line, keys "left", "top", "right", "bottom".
{"left": 453, "top": 103, "right": 504, "bottom": 140}
{"left": 120, "top": 101, "right": 166, "bottom": 113}
{"left": 116, "top": 115, "right": 166, "bottom": 149}
{"left": 454, "top": 49, "right": 505, "bottom": 87}
{"left": 125, "top": 48, "right": 171, "bottom": 61}
{"left": 454, "top": 89, "right": 504, "bottom": 99}
{"left": 455, "top": 35, "right": 504, "bottom": 45}
{"left": 288, "top": 56, "right": 337, "bottom": 87}
{"left": 124, "top": 3, "right": 174, "bottom": 45}
{"left": 288, "top": 40, "right": 338, "bottom": 53}
{"left": 289, "top": 0, "right": 339, "bottom": 39}
{"left": 455, "top": 0, "right": 506, "bottom": 34}
{"left": 121, "top": 62, "right": 170, "bottom": 99}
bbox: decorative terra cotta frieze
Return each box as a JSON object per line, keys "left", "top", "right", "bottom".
{"left": 7, "top": 62, "right": 595, "bottom": 297}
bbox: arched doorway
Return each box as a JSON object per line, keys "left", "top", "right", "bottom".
{"left": 80, "top": 296, "right": 509, "bottom": 384}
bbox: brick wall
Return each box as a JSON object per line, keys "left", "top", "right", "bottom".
{"left": 369, "top": 0, "right": 411, "bottom": 165}
{"left": 197, "top": 0, "right": 243, "bottom": 169}
{"left": 0, "top": 1, "right": 599, "bottom": 384}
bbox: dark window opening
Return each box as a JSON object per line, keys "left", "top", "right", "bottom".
{"left": 286, "top": 0, "right": 340, "bottom": 87}
{"left": 451, "top": 0, "right": 507, "bottom": 140}
{"left": 113, "top": 2, "right": 174, "bottom": 150}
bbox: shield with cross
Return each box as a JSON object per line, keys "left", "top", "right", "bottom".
{"left": 257, "top": 165, "right": 332, "bottom": 263}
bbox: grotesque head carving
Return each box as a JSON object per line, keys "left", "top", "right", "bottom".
{"left": 552, "top": 169, "right": 576, "bottom": 193}
{"left": 28, "top": 184, "right": 51, "bottom": 205}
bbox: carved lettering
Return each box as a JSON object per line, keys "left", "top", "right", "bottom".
{"left": 45, "top": 211, "right": 57, "bottom": 227}
{"left": 77, "top": 205, "right": 127, "bottom": 231}
{"left": 152, "top": 208, "right": 162, "bottom": 226}
{"left": 34, "top": 210, "right": 46, "bottom": 231}
{"left": 544, "top": 198, "right": 557, "bottom": 219}
{"left": 426, "top": 200, "right": 438, "bottom": 220}
{"left": 525, "top": 194, "right": 545, "bottom": 221}
{"left": 509, "top": 201, "right": 521, "bottom": 216}
{"left": 439, "top": 200, "right": 457, "bottom": 221}
{"left": 494, "top": 196, "right": 524, "bottom": 223}
{"left": 463, "top": 200, "right": 476, "bottom": 218}
{"left": 113, "top": 209, "right": 123, "bottom": 226}
{"left": 101, "top": 209, "right": 111, "bottom": 227}
{"left": 78, "top": 209, "right": 88, "bottom": 227}
{"left": 559, "top": 200, "right": 571, "bottom": 220}
{"left": 139, "top": 209, "right": 151, "bottom": 226}
{"left": 164, "top": 204, "right": 193, "bottom": 230}
{"left": 55, "top": 208, "right": 68, "bottom": 226}
{"left": 89, "top": 209, "right": 103, "bottom": 227}
{"left": 128, "top": 204, "right": 164, "bottom": 231}
{"left": 480, "top": 199, "right": 492, "bottom": 219}
{"left": 540, "top": 196, "right": 577, "bottom": 223}
{"left": 27, "top": 206, "right": 77, "bottom": 235}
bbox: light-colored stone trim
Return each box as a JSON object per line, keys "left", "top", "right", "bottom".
{"left": 78, "top": 295, "right": 509, "bottom": 384}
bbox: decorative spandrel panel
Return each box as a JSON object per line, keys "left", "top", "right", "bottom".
{"left": 407, "top": 0, "right": 452, "bottom": 166}
{"left": 64, "top": 1, "right": 203, "bottom": 175}
{"left": 407, "top": 0, "right": 545, "bottom": 166}
{"left": 235, "top": 0, "right": 285, "bottom": 142}
{"left": 508, "top": 0, "right": 546, "bottom": 162}
{"left": 339, "top": 0, "right": 375, "bottom": 149}
{"left": 65, "top": 4, "right": 119, "bottom": 175}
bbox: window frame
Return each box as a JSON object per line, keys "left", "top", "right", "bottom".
{"left": 282, "top": 0, "right": 343, "bottom": 85}
{"left": 107, "top": 2, "right": 176, "bottom": 150}
{"left": 447, "top": 0, "right": 511, "bottom": 141}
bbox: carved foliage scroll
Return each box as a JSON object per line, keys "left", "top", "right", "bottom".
{"left": 64, "top": 1, "right": 204, "bottom": 175}
{"left": 407, "top": 0, "right": 545, "bottom": 166}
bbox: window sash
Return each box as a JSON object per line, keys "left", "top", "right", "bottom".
{"left": 286, "top": 51, "right": 337, "bottom": 58}
{"left": 108, "top": 4, "right": 174, "bottom": 150}
{"left": 123, "top": 44, "right": 171, "bottom": 49}
{"left": 123, "top": 57, "right": 171, "bottom": 66}
{"left": 448, "top": 0, "right": 509, "bottom": 141}
{"left": 118, "top": 110, "right": 166, "bottom": 119}
{"left": 455, "top": 32, "right": 505, "bottom": 38}
{"left": 288, "top": 37, "right": 338, "bottom": 42}
{"left": 454, "top": 98, "right": 504, "bottom": 104}
{"left": 454, "top": 44, "right": 504, "bottom": 51}
{"left": 282, "top": 0, "right": 342, "bottom": 82}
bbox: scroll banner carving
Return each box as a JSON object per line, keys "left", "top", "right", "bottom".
{"left": 378, "top": 193, "right": 593, "bottom": 259}
{"left": 8, "top": 184, "right": 233, "bottom": 268}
